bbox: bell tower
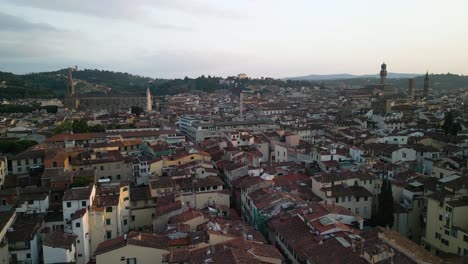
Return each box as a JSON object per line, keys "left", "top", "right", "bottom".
{"left": 424, "top": 71, "right": 430, "bottom": 98}
{"left": 380, "top": 62, "right": 387, "bottom": 85}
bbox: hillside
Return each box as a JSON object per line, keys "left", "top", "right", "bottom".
{"left": 0, "top": 69, "right": 321, "bottom": 99}
{"left": 321, "top": 73, "right": 468, "bottom": 91}
{"left": 286, "top": 72, "right": 420, "bottom": 81}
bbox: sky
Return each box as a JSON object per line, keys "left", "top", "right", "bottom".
{"left": 0, "top": 0, "right": 467, "bottom": 78}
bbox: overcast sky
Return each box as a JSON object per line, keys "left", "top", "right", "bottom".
{"left": 1, "top": 0, "right": 467, "bottom": 78}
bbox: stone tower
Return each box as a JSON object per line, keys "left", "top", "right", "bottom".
{"left": 424, "top": 71, "right": 430, "bottom": 98}
{"left": 408, "top": 78, "right": 415, "bottom": 102}
{"left": 380, "top": 62, "right": 387, "bottom": 85}
{"left": 146, "top": 88, "right": 152, "bottom": 112}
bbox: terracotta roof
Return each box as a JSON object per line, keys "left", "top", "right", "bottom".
{"left": 169, "top": 210, "right": 203, "bottom": 224}
{"left": 43, "top": 231, "right": 77, "bottom": 250}
{"left": 62, "top": 184, "right": 94, "bottom": 201}
{"left": 94, "top": 231, "right": 169, "bottom": 256}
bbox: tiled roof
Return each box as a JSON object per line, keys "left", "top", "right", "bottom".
{"left": 43, "top": 231, "right": 77, "bottom": 250}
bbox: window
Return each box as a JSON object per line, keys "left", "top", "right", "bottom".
{"left": 439, "top": 215, "right": 442, "bottom": 221}
{"left": 127, "top": 258, "right": 136, "bottom": 264}
{"left": 441, "top": 238, "right": 449, "bottom": 246}
{"left": 348, "top": 196, "right": 351, "bottom": 202}
{"left": 124, "top": 219, "right": 128, "bottom": 225}
{"left": 356, "top": 197, "right": 360, "bottom": 202}
{"left": 106, "top": 231, "right": 112, "bottom": 239}
{"left": 464, "top": 235, "right": 468, "bottom": 243}
{"left": 335, "top": 198, "right": 339, "bottom": 203}
{"left": 364, "top": 197, "right": 368, "bottom": 201}
{"left": 106, "top": 207, "right": 112, "bottom": 212}
{"left": 131, "top": 215, "right": 135, "bottom": 221}
{"left": 52, "top": 161, "right": 57, "bottom": 168}
{"left": 341, "top": 197, "right": 345, "bottom": 202}
{"left": 81, "top": 201, "right": 87, "bottom": 207}
{"left": 435, "top": 232, "right": 440, "bottom": 239}
{"left": 101, "top": 166, "right": 104, "bottom": 171}
{"left": 76, "top": 222, "right": 81, "bottom": 228}
{"left": 26, "top": 253, "right": 31, "bottom": 259}
{"left": 106, "top": 218, "right": 111, "bottom": 225}
{"left": 402, "top": 153, "right": 407, "bottom": 158}
{"left": 67, "top": 202, "right": 72, "bottom": 208}
{"left": 117, "top": 175, "right": 121, "bottom": 180}
{"left": 77, "top": 240, "right": 80, "bottom": 244}
{"left": 28, "top": 200, "right": 33, "bottom": 205}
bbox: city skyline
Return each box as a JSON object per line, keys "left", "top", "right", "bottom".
{"left": 1, "top": 0, "right": 468, "bottom": 78}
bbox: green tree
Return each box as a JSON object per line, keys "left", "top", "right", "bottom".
{"left": 71, "top": 176, "right": 92, "bottom": 187}
{"left": 131, "top": 106, "right": 144, "bottom": 116}
{"left": 0, "top": 139, "right": 38, "bottom": 155}
{"left": 376, "top": 178, "right": 394, "bottom": 228}
{"left": 89, "top": 124, "right": 106, "bottom": 132}
{"left": 442, "top": 111, "right": 454, "bottom": 134}
{"left": 72, "top": 119, "right": 89, "bottom": 133}
{"left": 450, "top": 122, "right": 462, "bottom": 136}
{"left": 54, "top": 120, "right": 73, "bottom": 134}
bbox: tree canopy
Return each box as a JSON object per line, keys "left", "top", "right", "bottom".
{"left": 376, "top": 178, "right": 395, "bottom": 228}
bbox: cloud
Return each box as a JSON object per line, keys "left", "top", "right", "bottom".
{"left": 0, "top": 11, "right": 59, "bottom": 32}
{"left": 5, "top": 0, "right": 244, "bottom": 29}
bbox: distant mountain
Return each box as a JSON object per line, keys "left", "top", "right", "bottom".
{"left": 286, "top": 72, "right": 420, "bottom": 81}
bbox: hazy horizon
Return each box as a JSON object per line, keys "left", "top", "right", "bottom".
{"left": 1, "top": 0, "right": 468, "bottom": 78}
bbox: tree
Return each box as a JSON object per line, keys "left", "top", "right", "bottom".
{"left": 0, "top": 139, "right": 38, "bottom": 155}
{"left": 450, "top": 122, "right": 462, "bottom": 136}
{"left": 72, "top": 119, "right": 89, "bottom": 133}
{"left": 72, "top": 176, "right": 92, "bottom": 187}
{"left": 54, "top": 120, "right": 73, "bottom": 134}
{"left": 131, "top": 106, "right": 144, "bottom": 116}
{"left": 442, "top": 111, "right": 454, "bottom": 134}
{"left": 376, "top": 178, "right": 395, "bottom": 228}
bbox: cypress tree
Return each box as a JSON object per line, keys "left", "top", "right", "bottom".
{"left": 377, "top": 178, "right": 395, "bottom": 228}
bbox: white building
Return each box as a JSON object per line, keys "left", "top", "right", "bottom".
{"left": 42, "top": 231, "right": 77, "bottom": 264}
{"left": 16, "top": 193, "right": 49, "bottom": 214}
{"left": 62, "top": 184, "right": 96, "bottom": 224}
{"left": 311, "top": 171, "right": 381, "bottom": 219}
{"left": 70, "top": 209, "right": 90, "bottom": 264}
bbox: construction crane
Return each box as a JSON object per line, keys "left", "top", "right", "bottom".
{"left": 67, "top": 65, "right": 77, "bottom": 95}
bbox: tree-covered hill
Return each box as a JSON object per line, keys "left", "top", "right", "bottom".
{"left": 322, "top": 73, "right": 468, "bottom": 91}
{"left": 2, "top": 68, "right": 464, "bottom": 100}
{"left": 0, "top": 69, "right": 317, "bottom": 99}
